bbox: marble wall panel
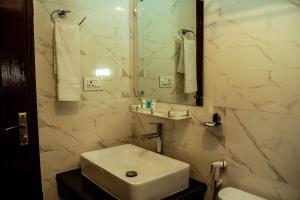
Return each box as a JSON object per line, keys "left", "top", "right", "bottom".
{"left": 133, "top": 0, "right": 300, "bottom": 199}
{"left": 34, "top": 0, "right": 300, "bottom": 199}
{"left": 34, "top": 0, "right": 134, "bottom": 199}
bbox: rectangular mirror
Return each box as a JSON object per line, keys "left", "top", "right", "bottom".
{"left": 136, "top": 0, "right": 203, "bottom": 106}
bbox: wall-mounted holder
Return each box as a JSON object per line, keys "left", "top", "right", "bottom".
{"left": 202, "top": 113, "right": 221, "bottom": 127}
{"left": 50, "top": 8, "right": 87, "bottom": 25}
{"left": 211, "top": 160, "right": 227, "bottom": 188}
{"left": 130, "top": 105, "right": 191, "bottom": 121}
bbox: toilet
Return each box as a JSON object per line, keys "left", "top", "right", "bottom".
{"left": 218, "top": 187, "right": 266, "bottom": 200}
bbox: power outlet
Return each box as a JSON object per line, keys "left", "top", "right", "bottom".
{"left": 83, "top": 76, "right": 103, "bottom": 91}
{"left": 159, "top": 76, "right": 174, "bottom": 88}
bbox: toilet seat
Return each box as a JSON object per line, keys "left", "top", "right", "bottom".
{"left": 218, "top": 187, "right": 266, "bottom": 200}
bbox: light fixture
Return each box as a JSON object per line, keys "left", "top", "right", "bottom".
{"left": 115, "top": 6, "right": 124, "bottom": 11}
{"left": 96, "top": 68, "right": 112, "bottom": 77}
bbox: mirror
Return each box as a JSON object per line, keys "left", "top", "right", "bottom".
{"left": 136, "top": 0, "right": 203, "bottom": 106}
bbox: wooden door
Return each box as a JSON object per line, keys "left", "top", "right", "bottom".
{"left": 0, "top": 0, "right": 42, "bottom": 199}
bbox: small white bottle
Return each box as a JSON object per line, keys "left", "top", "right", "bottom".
{"left": 151, "top": 100, "right": 156, "bottom": 111}
{"left": 141, "top": 98, "right": 146, "bottom": 108}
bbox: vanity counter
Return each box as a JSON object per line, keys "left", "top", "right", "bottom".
{"left": 56, "top": 169, "right": 207, "bottom": 200}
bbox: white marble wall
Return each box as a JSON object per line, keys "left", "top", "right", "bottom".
{"left": 133, "top": 0, "right": 300, "bottom": 200}
{"left": 34, "top": 0, "right": 300, "bottom": 199}
{"left": 34, "top": 0, "right": 135, "bottom": 199}
{"left": 137, "top": 0, "right": 196, "bottom": 105}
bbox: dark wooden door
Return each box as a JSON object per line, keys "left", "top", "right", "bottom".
{"left": 0, "top": 0, "right": 42, "bottom": 199}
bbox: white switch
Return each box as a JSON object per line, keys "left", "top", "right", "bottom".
{"left": 84, "top": 76, "right": 103, "bottom": 91}
{"left": 159, "top": 76, "right": 174, "bottom": 88}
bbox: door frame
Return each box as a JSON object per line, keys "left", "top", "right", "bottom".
{"left": 24, "top": 0, "right": 43, "bottom": 198}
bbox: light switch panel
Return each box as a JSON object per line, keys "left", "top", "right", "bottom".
{"left": 159, "top": 76, "right": 174, "bottom": 88}
{"left": 83, "top": 76, "right": 103, "bottom": 91}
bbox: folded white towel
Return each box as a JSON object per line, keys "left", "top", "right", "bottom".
{"left": 54, "top": 22, "right": 81, "bottom": 101}
{"left": 130, "top": 104, "right": 142, "bottom": 111}
{"left": 168, "top": 111, "right": 189, "bottom": 118}
{"left": 177, "top": 38, "right": 197, "bottom": 93}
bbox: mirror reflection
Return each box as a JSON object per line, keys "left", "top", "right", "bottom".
{"left": 136, "top": 0, "right": 203, "bottom": 106}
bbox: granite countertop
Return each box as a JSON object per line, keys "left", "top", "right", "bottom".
{"left": 56, "top": 169, "right": 207, "bottom": 200}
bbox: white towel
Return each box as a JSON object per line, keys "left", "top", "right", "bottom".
{"left": 177, "top": 39, "right": 185, "bottom": 74}
{"left": 54, "top": 22, "right": 81, "bottom": 101}
{"left": 177, "top": 38, "right": 197, "bottom": 93}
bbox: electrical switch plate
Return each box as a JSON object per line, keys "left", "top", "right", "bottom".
{"left": 159, "top": 76, "right": 174, "bottom": 88}
{"left": 83, "top": 76, "right": 103, "bottom": 91}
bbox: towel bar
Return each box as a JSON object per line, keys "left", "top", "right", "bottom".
{"left": 50, "top": 9, "right": 86, "bottom": 25}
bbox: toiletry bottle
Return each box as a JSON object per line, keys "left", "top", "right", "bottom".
{"left": 141, "top": 98, "right": 146, "bottom": 108}
{"left": 156, "top": 98, "right": 160, "bottom": 110}
{"left": 146, "top": 98, "right": 152, "bottom": 109}
{"left": 151, "top": 99, "right": 156, "bottom": 111}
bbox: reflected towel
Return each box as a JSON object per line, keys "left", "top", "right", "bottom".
{"left": 177, "top": 38, "right": 197, "bottom": 93}
{"left": 177, "top": 39, "right": 185, "bottom": 74}
{"left": 54, "top": 22, "right": 81, "bottom": 101}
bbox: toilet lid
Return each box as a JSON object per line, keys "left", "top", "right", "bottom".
{"left": 218, "top": 187, "right": 266, "bottom": 200}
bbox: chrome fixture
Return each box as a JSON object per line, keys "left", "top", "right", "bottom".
{"left": 0, "top": 112, "right": 29, "bottom": 146}
{"left": 203, "top": 113, "right": 221, "bottom": 127}
{"left": 178, "top": 28, "right": 196, "bottom": 39}
{"left": 211, "top": 160, "right": 227, "bottom": 187}
{"left": 50, "top": 9, "right": 86, "bottom": 25}
{"left": 142, "top": 123, "right": 163, "bottom": 154}
{"left": 211, "top": 160, "right": 227, "bottom": 197}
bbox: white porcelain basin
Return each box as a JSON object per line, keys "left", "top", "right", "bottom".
{"left": 80, "top": 144, "right": 190, "bottom": 200}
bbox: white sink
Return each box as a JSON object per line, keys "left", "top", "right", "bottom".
{"left": 80, "top": 144, "right": 190, "bottom": 200}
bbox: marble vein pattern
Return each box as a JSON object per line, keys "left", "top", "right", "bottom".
{"left": 133, "top": 0, "right": 300, "bottom": 200}
{"left": 34, "top": 0, "right": 300, "bottom": 200}
{"left": 34, "top": 0, "right": 135, "bottom": 199}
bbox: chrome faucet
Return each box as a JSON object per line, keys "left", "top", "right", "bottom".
{"left": 142, "top": 123, "right": 163, "bottom": 154}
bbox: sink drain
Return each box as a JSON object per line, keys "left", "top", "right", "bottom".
{"left": 126, "top": 171, "right": 138, "bottom": 177}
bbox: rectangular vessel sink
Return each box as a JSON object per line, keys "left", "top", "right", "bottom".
{"left": 81, "top": 144, "right": 190, "bottom": 200}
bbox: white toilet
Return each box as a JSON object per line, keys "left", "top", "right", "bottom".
{"left": 218, "top": 187, "right": 266, "bottom": 200}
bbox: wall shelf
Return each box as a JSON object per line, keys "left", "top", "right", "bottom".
{"left": 130, "top": 105, "right": 192, "bottom": 121}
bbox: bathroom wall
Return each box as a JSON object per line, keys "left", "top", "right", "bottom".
{"left": 34, "top": 0, "right": 300, "bottom": 199}
{"left": 133, "top": 0, "right": 300, "bottom": 200}
{"left": 137, "top": 0, "right": 196, "bottom": 105}
{"left": 34, "top": 0, "right": 134, "bottom": 199}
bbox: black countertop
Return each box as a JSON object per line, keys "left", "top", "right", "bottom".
{"left": 56, "top": 169, "right": 207, "bottom": 200}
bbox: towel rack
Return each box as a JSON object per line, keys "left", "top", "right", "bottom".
{"left": 178, "top": 28, "right": 196, "bottom": 39}
{"left": 50, "top": 9, "right": 86, "bottom": 25}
